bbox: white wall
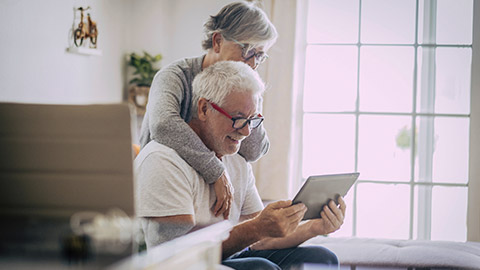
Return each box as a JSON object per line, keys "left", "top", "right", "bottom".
{"left": 0, "top": 0, "right": 131, "bottom": 104}
{"left": 126, "top": 0, "right": 235, "bottom": 66}
{"left": 0, "top": 0, "right": 237, "bottom": 105}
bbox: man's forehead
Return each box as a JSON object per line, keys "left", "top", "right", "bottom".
{"left": 222, "top": 92, "right": 259, "bottom": 115}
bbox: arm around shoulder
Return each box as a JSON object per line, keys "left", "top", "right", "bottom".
{"left": 238, "top": 124, "right": 269, "bottom": 162}
{"left": 146, "top": 65, "right": 225, "bottom": 184}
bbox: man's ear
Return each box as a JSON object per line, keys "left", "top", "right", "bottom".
{"left": 197, "top": 98, "right": 209, "bottom": 121}
{"left": 212, "top": 32, "right": 222, "bottom": 53}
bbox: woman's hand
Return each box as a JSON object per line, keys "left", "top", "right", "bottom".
{"left": 307, "top": 196, "right": 346, "bottom": 236}
{"left": 212, "top": 172, "right": 234, "bottom": 219}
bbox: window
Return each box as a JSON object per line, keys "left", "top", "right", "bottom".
{"left": 299, "top": 0, "right": 474, "bottom": 241}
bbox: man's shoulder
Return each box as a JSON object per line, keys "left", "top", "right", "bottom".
{"left": 137, "top": 140, "right": 177, "bottom": 158}
{"left": 135, "top": 141, "right": 192, "bottom": 172}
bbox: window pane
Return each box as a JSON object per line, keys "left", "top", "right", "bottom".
{"left": 303, "top": 46, "right": 358, "bottom": 112}
{"left": 431, "top": 186, "right": 467, "bottom": 241}
{"left": 302, "top": 114, "right": 356, "bottom": 178}
{"left": 437, "top": 0, "right": 474, "bottom": 44}
{"left": 418, "top": 0, "right": 474, "bottom": 44}
{"left": 306, "top": 0, "right": 359, "bottom": 44}
{"left": 359, "top": 46, "right": 414, "bottom": 112}
{"left": 416, "top": 48, "right": 472, "bottom": 115}
{"left": 358, "top": 115, "right": 412, "bottom": 181}
{"left": 414, "top": 117, "right": 470, "bottom": 184}
{"left": 356, "top": 183, "right": 410, "bottom": 239}
{"left": 361, "top": 0, "right": 416, "bottom": 44}
{"left": 436, "top": 48, "right": 471, "bottom": 114}
{"left": 432, "top": 117, "right": 470, "bottom": 183}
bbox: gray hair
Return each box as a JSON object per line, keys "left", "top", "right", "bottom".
{"left": 191, "top": 61, "right": 265, "bottom": 118}
{"left": 202, "top": 1, "right": 278, "bottom": 51}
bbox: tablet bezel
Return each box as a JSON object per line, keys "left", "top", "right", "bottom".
{"left": 292, "top": 172, "right": 359, "bottom": 220}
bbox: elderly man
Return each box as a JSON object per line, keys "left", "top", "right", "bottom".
{"left": 135, "top": 61, "right": 346, "bottom": 270}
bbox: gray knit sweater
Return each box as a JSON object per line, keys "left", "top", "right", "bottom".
{"left": 139, "top": 55, "right": 269, "bottom": 184}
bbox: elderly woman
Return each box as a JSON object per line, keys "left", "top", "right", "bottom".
{"left": 139, "top": 1, "right": 277, "bottom": 218}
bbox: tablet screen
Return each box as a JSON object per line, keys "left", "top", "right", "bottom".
{"left": 292, "top": 172, "right": 359, "bottom": 220}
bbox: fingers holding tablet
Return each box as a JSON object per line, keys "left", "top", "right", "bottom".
{"left": 328, "top": 196, "right": 346, "bottom": 221}
{"left": 321, "top": 197, "right": 345, "bottom": 229}
{"left": 256, "top": 200, "right": 308, "bottom": 237}
{"left": 308, "top": 197, "right": 346, "bottom": 235}
{"left": 292, "top": 173, "right": 359, "bottom": 220}
{"left": 338, "top": 196, "right": 347, "bottom": 213}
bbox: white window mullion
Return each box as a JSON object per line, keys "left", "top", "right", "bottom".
{"left": 352, "top": 0, "right": 364, "bottom": 238}
{"left": 416, "top": 0, "right": 437, "bottom": 241}
{"left": 409, "top": 0, "right": 420, "bottom": 240}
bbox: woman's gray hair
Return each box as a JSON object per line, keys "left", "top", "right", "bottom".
{"left": 191, "top": 61, "right": 265, "bottom": 118}
{"left": 202, "top": 1, "right": 278, "bottom": 51}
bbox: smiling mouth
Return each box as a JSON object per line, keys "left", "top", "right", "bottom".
{"left": 227, "top": 136, "right": 243, "bottom": 143}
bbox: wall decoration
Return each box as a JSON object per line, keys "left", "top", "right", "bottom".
{"left": 67, "top": 6, "right": 101, "bottom": 56}
{"left": 73, "top": 7, "right": 98, "bottom": 48}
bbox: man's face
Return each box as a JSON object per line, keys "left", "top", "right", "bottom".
{"left": 202, "top": 91, "right": 259, "bottom": 158}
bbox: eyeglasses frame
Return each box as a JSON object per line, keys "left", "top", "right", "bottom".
{"left": 229, "top": 38, "right": 269, "bottom": 65}
{"left": 208, "top": 101, "right": 264, "bottom": 130}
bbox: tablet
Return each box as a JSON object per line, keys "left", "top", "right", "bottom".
{"left": 292, "top": 172, "right": 359, "bottom": 220}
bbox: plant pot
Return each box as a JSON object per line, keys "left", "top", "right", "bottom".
{"left": 128, "top": 85, "right": 150, "bottom": 115}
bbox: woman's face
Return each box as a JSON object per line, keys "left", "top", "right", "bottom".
{"left": 217, "top": 36, "right": 266, "bottom": 70}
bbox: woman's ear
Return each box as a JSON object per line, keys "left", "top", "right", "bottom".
{"left": 212, "top": 32, "right": 222, "bottom": 53}
{"left": 197, "top": 98, "right": 209, "bottom": 121}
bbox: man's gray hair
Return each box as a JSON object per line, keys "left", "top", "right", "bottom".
{"left": 202, "top": 1, "right": 278, "bottom": 51}
{"left": 191, "top": 61, "right": 265, "bottom": 118}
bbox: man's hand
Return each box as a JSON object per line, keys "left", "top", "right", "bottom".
{"left": 253, "top": 200, "right": 307, "bottom": 238}
{"left": 307, "top": 196, "right": 346, "bottom": 236}
{"left": 212, "top": 172, "right": 234, "bottom": 219}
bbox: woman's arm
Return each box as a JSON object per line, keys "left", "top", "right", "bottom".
{"left": 142, "top": 63, "right": 233, "bottom": 218}
{"left": 237, "top": 94, "right": 270, "bottom": 162}
{"left": 238, "top": 123, "right": 269, "bottom": 162}
{"left": 146, "top": 67, "right": 224, "bottom": 184}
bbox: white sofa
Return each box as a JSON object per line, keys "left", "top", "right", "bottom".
{"left": 305, "top": 237, "right": 480, "bottom": 269}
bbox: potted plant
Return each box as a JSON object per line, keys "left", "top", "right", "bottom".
{"left": 127, "top": 51, "right": 162, "bottom": 114}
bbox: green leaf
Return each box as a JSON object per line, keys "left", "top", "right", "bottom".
{"left": 127, "top": 51, "right": 162, "bottom": 86}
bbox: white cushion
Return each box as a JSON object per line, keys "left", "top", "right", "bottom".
{"left": 304, "top": 237, "right": 480, "bottom": 269}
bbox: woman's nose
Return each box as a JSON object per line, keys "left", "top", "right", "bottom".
{"left": 244, "top": 57, "right": 258, "bottom": 70}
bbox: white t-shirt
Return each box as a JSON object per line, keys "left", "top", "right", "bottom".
{"left": 134, "top": 140, "right": 264, "bottom": 230}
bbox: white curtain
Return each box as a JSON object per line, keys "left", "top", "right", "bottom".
{"left": 253, "top": 0, "right": 307, "bottom": 200}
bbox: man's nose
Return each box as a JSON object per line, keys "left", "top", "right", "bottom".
{"left": 237, "top": 123, "right": 251, "bottom": 137}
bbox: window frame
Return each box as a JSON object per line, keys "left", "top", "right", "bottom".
{"left": 293, "top": 0, "right": 480, "bottom": 241}
{"left": 467, "top": 0, "right": 480, "bottom": 242}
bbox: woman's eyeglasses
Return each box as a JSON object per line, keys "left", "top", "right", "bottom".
{"left": 230, "top": 38, "right": 269, "bottom": 65}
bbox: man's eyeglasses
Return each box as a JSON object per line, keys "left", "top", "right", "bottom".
{"left": 230, "top": 38, "right": 269, "bottom": 65}
{"left": 209, "top": 101, "right": 264, "bottom": 130}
